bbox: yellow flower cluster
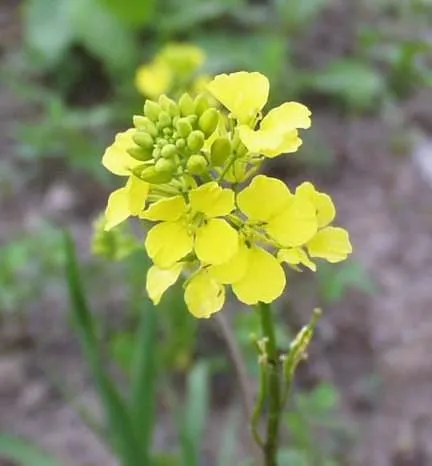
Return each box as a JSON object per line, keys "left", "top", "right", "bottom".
{"left": 102, "top": 71, "right": 352, "bottom": 318}
{"left": 135, "top": 43, "right": 209, "bottom": 99}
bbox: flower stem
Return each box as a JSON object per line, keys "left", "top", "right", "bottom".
{"left": 258, "top": 301, "right": 281, "bottom": 466}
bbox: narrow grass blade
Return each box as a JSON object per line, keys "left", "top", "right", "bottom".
{"left": 129, "top": 299, "right": 158, "bottom": 462}
{"left": 64, "top": 233, "right": 141, "bottom": 466}
{"left": 0, "top": 435, "right": 61, "bottom": 466}
{"left": 180, "top": 361, "right": 210, "bottom": 466}
{"left": 217, "top": 408, "right": 240, "bottom": 466}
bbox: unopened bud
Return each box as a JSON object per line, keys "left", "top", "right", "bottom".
{"left": 144, "top": 100, "right": 161, "bottom": 121}
{"left": 134, "top": 165, "right": 173, "bottom": 184}
{"left": 161, "top": 144, "right": 177, "bottom": 159}
{"left": 176, "top": 138, "right": 186, "bottom": 149}
{"left": 132, "top": 131, "right": 154, "bottom": 150}
{"left": 158, "top": 111, "right": 171, "bottom": 128}
{"left": 176, "top": 118, "right": 193, "bottom": 138}
{"left": 179, "top": 93, "right": 195, "bottom": 116}
{"left": 198, "top": 108, "right": 219, "bottom": 137}
{"left": 127, "top": 146, "right": 153, "bottom": 161}
{"left": 187, "top": 154, "right": 208, "bottom": 175}
{"left": 159, "top": 95, "right": 178, "bottom": 117}
{"left": 155, "top": 157, "right": 176, "bottom": 175}
{"left": 210, "top": 137, "right": 232, "bottom": 166}
{"left": 194, "top": 94, "right": 209, "bottom": 115}
{"left": 187, "top": 130, "right": 205, "bottom": 152}
{"left": 133, "top": 115, "right": 157, "bottom": 137}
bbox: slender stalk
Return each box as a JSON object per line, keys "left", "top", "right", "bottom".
{"left": 258, "top": 302, "right": 281, "bottom": 466}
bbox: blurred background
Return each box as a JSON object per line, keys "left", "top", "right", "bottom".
{"left": 0, "top": 0, "right": 432, "bottom": 465}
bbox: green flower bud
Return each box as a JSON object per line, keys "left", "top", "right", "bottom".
{"left": 132, "top": 131, "right": 154, "bottom": 150}
{"left": 175, "top": 118, "right": 193, "bottom": 138}
{"left": 210, "top": 137, "right": 232, "bottom": 166}
{"left": 176, "top": 138, "right": 186, "bottom": 149}
{"left": 127, "top": 146, "right": 153, "bottom": 161}
{"left": 198, "top": 108, "right": 219, "bottom": 137}
{"left": 161, "top": 143, "right": 177, "bottom": 159}
{"left": 187, "top": 130, "right": 205, "bottom": 152}
{"left": 134, "top": 165, "right": 173, "bottom": 184}
{"left": 194, "top": 94, "right": 209, "bottom": 116}
{"left": 144, "top": 100, "right": 162, "bottom": 121}
{"left": 187, "top": 154, "right": 208, "bottom": 175}
{"left": 163, "top": 127, "right": 173, "bottom": 137}
{"left": 158, "top": 111, "right": 171, "bottom": 128}
{"left": 155, "top": 157, "right": 176, "bottom": 175}
{"left": 133, "top": 116, "right": 158, "bottom": 137}
{"left": 159, "top": 95, "right": 179, "bottom": 117}
{"left": 179, "top": 93, "right": 195, "bottom": 116}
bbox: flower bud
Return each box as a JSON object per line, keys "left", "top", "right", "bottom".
{"left": 159, "top": 95, "right": 178, "bottom": 117}
{"left": 161, "top": 143, "right": 177, "bottom": 159}
{"left": 175, "top": 118, "right": 193, "bottom": 138}
{"left": 176, "top": 138, "right": 186, "bottom": 149}
{"left": 210, "top": 137, "right": 232, "bottom": 166}
{"left": 133, "top": 115, "right": 157, "bottom": 137}
{"left": 198, "top": 108, "right": 219, "bottom": 137}
{"left": 187, "top": 154, "right": 208, "bottom": 175}
{"left": 144, "top": 100, "right": 161, "bottom": 121}
{"left": 155, "top": 157, "right": 176, "bottom": 175}
{"left": 179, "top": 93, "right": 195, "bottom": 116}
{"left": 158, "top": 111, "right": 171, "bottom": 128}
{"left": 194, "top": 94, "right": 209, "bottom": 115}
{"left": 127, "top": 146, "right": 153, "bottom": 161}
{"left": 132, "top": 131, "right": 154, "bottom": 150}
{"left": 134, "top": 165, "right": 173, "bottom": 184}
{"left": 187, "top": 130, "right": 205, "bottom": 152}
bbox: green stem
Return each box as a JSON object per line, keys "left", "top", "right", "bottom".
{"left": 258, "top": 302, "right": 282, "bottom": 466}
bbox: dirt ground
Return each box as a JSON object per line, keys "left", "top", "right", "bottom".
{"left": 1, "top": 1, "right": 432, "bottom": 465}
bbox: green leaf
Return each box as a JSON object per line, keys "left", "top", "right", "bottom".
{"left": 69, "top": 0, "right": 139, "bottom": 75}
{"left": 304, "top": 59, "right": 386, "bottom": 111}
{"left": 23, "top": 0, "right": 74, "bottom": 66}
{"left": 100, "top": 0, "right": 155, "bottom": 27}
{"left": 129, "top": 301, "right": 158, "bottom": 462}
{"left": 64, "top": 233, "right": 142, "bottom": 465}
{"left": 0, "top": 435, "right": 61, "bottom": 466}
{"left": 180, "top": 362, "right": 210, "bottom": 466}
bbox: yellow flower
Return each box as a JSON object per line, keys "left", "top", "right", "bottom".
{"left": 159, "top": 43, "right": 205, "bottom": 77}
{"left": 146, "top": 263, "right": 184, "bottom": 305}
{"left": 135, "top": 59, "right": 173, "bottom": 99}
{"left": 143, "top": 182, "right": 238, "bottom": 268}
{"left": 237, "top": 175, "right": 318, "bottom": 247}
{"left": 307, "top": 227, "right": 352, "bottom": 263}
{"left": 207, "top": 71, "right": 311, "bottom": 158}
{"left": 102, "top": 129, "right": 142, "bottom": 176}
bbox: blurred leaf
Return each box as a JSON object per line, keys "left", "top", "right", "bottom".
{"left": 0, "top": 435, "right": 61, "bottom": 466}
{"left": 129, "top": 301, "right": 158, "bottom": 462}
{"left": 69, "top": 0, "right": 139, "bottom": 75}
{"left": 64, "top": 233, "right": 142, "bottom": 465}
{"left": 299, "top": 383, "right": 339, "bottom": 414}
{"left": 180, "top": 362, "right": 210, "bottom": 466}
{"left": 275, "top": 0, "right": 330, "bottom": 30}
{"left": 317, "top": 260, "right": 376, "bottom": 304}
{"left": 277, "top": 448, "right": 309, "bottom": 466}
{"left": 100, "top": 0, "right": 155, "bottom": 27}
{"left": 217, "top": 409, "right": 240, "bottom": 466}
{"left": 23, "top": 0, "right": 73, "bottom": 66}
{"left": 303, "top": 60, "right": 385, "bottom": 111}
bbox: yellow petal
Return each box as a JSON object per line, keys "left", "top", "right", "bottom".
{"left": 189, "top": 182, "right": 235, "bottom": 217}
{"left": 296, "top": 182, "right": 335, "bottom": 227}
{"left": 184, "top": 271, "right": 225, "bottom": 318}
{"left": 135, "top": 59, "right": 172, "bottom": 98}
{"left": 195, "top": 219, "right": 238, "bottom": 265}
{"left": 209, "top": 241, "right": 249, "bottom": 284}
{"left": 267, "top": 196, "right": 317, "bottom": 247}
{"left": 104, "top": 186, "right": 129, "bottom": 231}
{"left": 238, "top": 127, "right": 302, "bottom": 158}
{"left": 207, "top": 71, "right": 269, "bottom": 124}
{"left": 237, "top": 175, "right": 292, "bottom": 222}
{"left": 145, "top": 221, "right": 193, "bottom": 268}
{"left": 141, "top": 195, "right": 187, "bottom": 221}
{"left": 307, "top": 227, "right": 352, "bottom": 263}
{"left": 102, "top": 129, "right": 142, "bottom": 176}
{"left": 146, "top": 263, "right": 184, "bottom": 305}
{"left": 260, "top": 102, "right": 311, "bottom": 132}
{"left": 277, "top": 248, "right": 316, "bottom": 272}
{"left": 232, "top": 247, "right": 286, "bottom": 305}
{"left": 127, "top": 176, "right": 150, "bottom": 215}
